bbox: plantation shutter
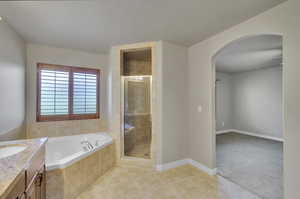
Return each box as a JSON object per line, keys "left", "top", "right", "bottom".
{"left": 37, "top": 63, "right": 100, "bottom": 122}
{"left": 73, "top": 71, "right": 98, "bottom": 114}
{"left": 40, "top": 69, "right": 69, "bottom": 116}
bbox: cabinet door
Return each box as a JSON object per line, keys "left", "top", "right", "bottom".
{"left": 41, "top": 167, "right": 46, "bottom": 199}
{"left": 35, "top": 169, "right": 46, "bottom": 199}
{"left": 26, "top": 182, "right": 36, "bottom": 199}
{"left": 26, "top": 172, "right": 44, "bottom": 199}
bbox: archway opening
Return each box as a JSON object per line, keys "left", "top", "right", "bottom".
{"left": 212, "top": 34, "right": 283, "bottom": 199}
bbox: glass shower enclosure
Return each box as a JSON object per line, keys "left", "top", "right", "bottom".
{"left": 121, "top": 48, "right": 152, "bottom": 159}
{"left": 123, "top": 76, "right": 152, "bottom": 158}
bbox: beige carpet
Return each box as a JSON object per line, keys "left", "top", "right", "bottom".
{"left": 216, "top": 132, "right": 283, "bottom": 199}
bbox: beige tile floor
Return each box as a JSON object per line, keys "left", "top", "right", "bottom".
{"left": 76, "top": 164, "right": 261, "bottom": 199}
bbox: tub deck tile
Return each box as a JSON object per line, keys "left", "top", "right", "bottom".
{"left": 46, "top": 142, "right": 116, "bottom": 199}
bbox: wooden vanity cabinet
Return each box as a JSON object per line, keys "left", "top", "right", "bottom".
{"left": 25, "top": 146, "right": 46, "bottom": 199}
{"left": 5, "top": 145, "right": 46, "bottom": 199}
{"left": 4, "top": 171, "right": 25, "bottom": 199}
{"left": 25, "top": 166, "right": 46, "bottom": 199}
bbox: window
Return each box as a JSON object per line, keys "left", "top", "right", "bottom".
{"left": 37, "top": 63, "right": 100, "bottom": 122}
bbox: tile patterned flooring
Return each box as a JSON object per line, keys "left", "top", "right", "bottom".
{"left": 76, "top": 164, "right": 260, "bottom": 199}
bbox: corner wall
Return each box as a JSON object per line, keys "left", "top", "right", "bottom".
{"left": 216, "top": 72, "right": 233, "bottom": 131}
{"left": 160, "top": 41, "right": 188, "bottom": 163}
{"left": 0, "top": 21, "right": 26, "bottom": 141}
{"left": 232, "top": 67, "right": 283, "bottom": 138}
{"left": 216, "top": 67, "right": 283, "bottom": 139}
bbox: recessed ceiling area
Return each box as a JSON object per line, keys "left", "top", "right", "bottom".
{"left": 0, "top": 0, "right": 285, "bottom": 53}
{"left": 215, "top": 35, "right": 283, "bottom": 73}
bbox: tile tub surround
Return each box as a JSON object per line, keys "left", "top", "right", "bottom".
{"left": 27, "top": 119, "right": 108, "bottom": 138}
{"left": 0, "top": 137, "right": 47, "bottom": 199}
{"left": 76, "top": 164, "right": 260, "bottom": 199}
{"left": 46, "top": 143, "right": 116, "bottom": 199}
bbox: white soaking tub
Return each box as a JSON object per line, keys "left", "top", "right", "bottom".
{"left": 46, "top": 132, "right": 113, "bottom": 171}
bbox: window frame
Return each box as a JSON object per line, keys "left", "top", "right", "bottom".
{"left": 36, "top": 63, "right": 100, "bottom": 122}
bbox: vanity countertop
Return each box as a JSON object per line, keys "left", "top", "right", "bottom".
{"left": 0, "top": 137, "right": 47, "bottom": 199}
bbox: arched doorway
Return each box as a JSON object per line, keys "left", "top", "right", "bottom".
{"left": 212, "top": 34, "right": 283, "bottom": 199}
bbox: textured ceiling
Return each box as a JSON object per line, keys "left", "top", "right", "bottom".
{"left": 215, "top": 35, "right": 283, "bottom": 73}
{"left": 0, "top": 0, "right": 286, "bottom": 53}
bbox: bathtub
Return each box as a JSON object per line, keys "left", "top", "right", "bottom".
{"left": 46, "top": 132, "right": 116, "bottom": 199}
{"left": 46, "top": 132, "right": 113, "bottom": 171}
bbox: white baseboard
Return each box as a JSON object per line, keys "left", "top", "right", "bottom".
{"left": 156, "top": 159, "right": 189, "bottom": 172}
{"left": 216, "top": 129, "right": 284, "bottom": 142}
{"left": 187, "top": 159, "right": 217, "bottom": 175}
{"left": 216, "top": 129, "right": 235, "bottom": 135}
{"left": 156, "top": 159, "right": 216, "bottom": 176}
{"left": 234, "top": 130, "right": 284, "bottom": 142}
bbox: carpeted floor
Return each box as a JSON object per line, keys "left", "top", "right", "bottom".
{"left": 216, "top": 132, "right": 283, "bottom": 199}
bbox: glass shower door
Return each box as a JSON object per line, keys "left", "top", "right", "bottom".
{"left": 123, "top": 76, "right": 152, "bottom": 159}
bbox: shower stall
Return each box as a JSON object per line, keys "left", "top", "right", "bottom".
{"left": 121, "top": 48, "right": 152, "bottom": 159}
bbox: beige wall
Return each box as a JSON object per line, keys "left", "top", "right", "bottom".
{"left": 160, "top": 41, "right": 188, "bottom": 163}
{"left": 231, "top": 67, "right": 283, "bottom": 138}
{"left": 0, "top": 21, "right": 26, "bottom": 141}
{"left": 26, "top": 43, "right": 109, "bottom": 138}
{"left": 215, "top": 72, "right": 233, "bottom": 131}
{"left": 187, "top": 1, "right": 299, "bottom": 198}
{"left": 216, "top": 67, "right": 283, "bottom": 139}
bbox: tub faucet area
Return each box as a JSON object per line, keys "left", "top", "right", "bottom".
{"left": 81, "top": 140, "right": 94, "bottom": 151}
{"left": 46, "top": 133, "right": 115, "bottom": 199}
